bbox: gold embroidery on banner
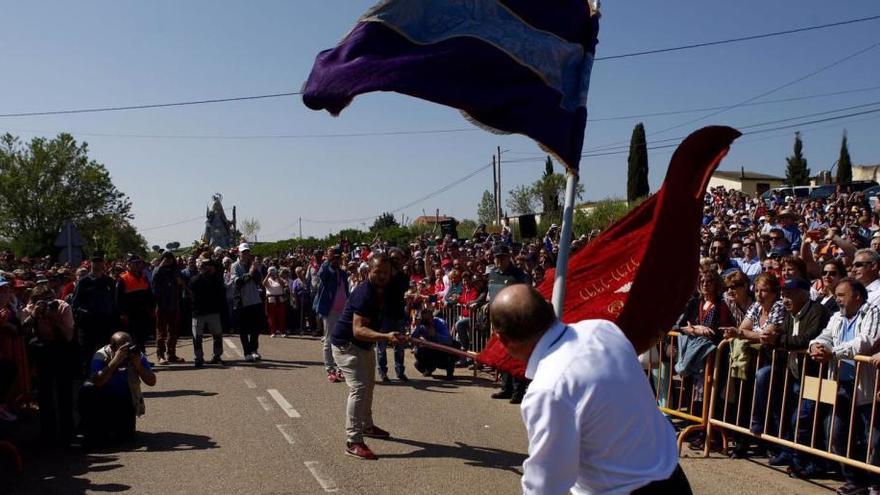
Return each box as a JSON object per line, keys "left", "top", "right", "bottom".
{"left": 578, "top": 256, "right": 641, "bottom": 301}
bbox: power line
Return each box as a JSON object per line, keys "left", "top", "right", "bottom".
{"left": 0, "top": 91, "right": 302, "bottom": 118}
{"left": 292, "top": 163, "right": 492, "bottom": 227}
{"left": 139, "top": 216, "right": 204, "bottom": 232}
{"left": 3, "top": 127, "right": 477, "bottom": 140}
{"left": 579, "top": 40, "right": 880, "bottom": 154}
{"left": 595, "top": 14, "right": 880, "bottom": 61}
{"left": 13, "top": 84, "right": 880, "bottom": 143}
{"left": 3, "top": 16, "right": 878, "bottom": 120}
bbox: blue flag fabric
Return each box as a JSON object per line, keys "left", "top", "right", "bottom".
{"left": 302, "top": 0, "right": 599, "bottom": 173}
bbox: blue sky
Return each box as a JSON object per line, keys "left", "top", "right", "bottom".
{"left": 1, "top": 1, "right": 879, "bottom": 246}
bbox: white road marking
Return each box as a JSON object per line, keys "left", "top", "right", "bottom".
{"left": 267, "top": 389, "right": 301, "bottom": 418}
{"left": 244, "top": 379, "right": 257, "bottom": 389}
{"left": 256, "top": 396, "right": 273, "bottom": 412}
{"left": 223, "top": 338, "right": 243, "bottom": 357}
{"left": 304, "top": 461, "right": 339, "bottom": 493}
{"left": 276, "top": 424, "right": 297, "bottom": 445}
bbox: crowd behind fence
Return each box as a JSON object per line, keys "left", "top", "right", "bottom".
{"left": 653, "top": 332, "right": 880, "bottom": 478}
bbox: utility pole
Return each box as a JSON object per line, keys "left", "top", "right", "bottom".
{"left": 299, "top": 217, "right": 302, "bottom": 239}
{"left": 492, "top": 155, "right": 498, "bottom": 226}
{"left": 496, "top": 146, "right": 503, "bottom": 225}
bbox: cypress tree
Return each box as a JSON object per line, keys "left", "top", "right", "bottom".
{"left": 785, "top": 131, "right": 810, "bottom": 186}
{"left": 837, "top": 130, "right": 853, "bottom": 184}
{"left": 626, "top": 122, "right": 649, "bottom": 202}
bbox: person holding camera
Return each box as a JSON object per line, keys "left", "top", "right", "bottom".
{"left": 23, "top": 284, "right": 76, "bottom": 445}
{"left": 79, "top": 331, "right": 156, "bottom": 444}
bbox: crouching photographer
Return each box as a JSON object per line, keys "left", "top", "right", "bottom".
{"left": 79, "top": 331, "right": 156, "bottom": 445}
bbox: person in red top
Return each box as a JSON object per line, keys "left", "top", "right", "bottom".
{"left": 453, "top": 274, "right": 487, "bottom": 364}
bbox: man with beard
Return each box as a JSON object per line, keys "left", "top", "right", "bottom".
{"left": 331, "top": 253, "right": 406, "bottom": 460}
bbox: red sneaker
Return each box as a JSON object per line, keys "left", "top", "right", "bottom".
{"left": 345, "top": 442, "right": 378, "bottom": 460}
{"left": 363, "top": 425, "right": 391, "bottom": 439}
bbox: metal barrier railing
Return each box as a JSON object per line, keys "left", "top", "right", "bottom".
{"left": 649, "top": 331, "right": 721, "bottom": 454}
{"left": 703, "top": 339, "right": 880, "bottom": 475}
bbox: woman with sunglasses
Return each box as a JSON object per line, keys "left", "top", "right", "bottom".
{"left": 816, "top": 259, "right": 846, "bottom": 314}
{"left": 723, "top": 270, "right": 753, "bottom": 327}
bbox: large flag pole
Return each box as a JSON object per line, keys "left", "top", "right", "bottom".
{"left": 551, "top": 172, "right": 579, "bottom": 318}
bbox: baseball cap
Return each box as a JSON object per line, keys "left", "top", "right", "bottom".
{"left": 782, "top": 277, "right": 811, "bottom": 291}
{"left": 238, "top": 242, "right": 251, "bottom": 252}
{"left": 492, "top": 245, "right": 511, "bottom": 256}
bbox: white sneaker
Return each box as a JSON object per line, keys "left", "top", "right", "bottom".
{"left": 244, "top": 353, "right": 255, "bottom": 362}
{"left": 253, "top": 352, "right": 262, "bottom": 360}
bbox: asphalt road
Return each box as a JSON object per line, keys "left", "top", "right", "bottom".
{"left": 2, "top": 335, "right": 844, "bottom": 494}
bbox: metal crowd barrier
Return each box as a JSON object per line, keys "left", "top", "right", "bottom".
{"left": 700, "top": 339, "right": 880, "bottom": 475}
{"left": 648, "top": 331, "right": 719, "bottom": 453}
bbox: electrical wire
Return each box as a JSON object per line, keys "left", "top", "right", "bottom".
{"left": 595, "top": 14, "right": 880, "bottom": 61}
{"left": 3, "top": 15, "right": 879, "bottom": 119}
{"left": 0, "top": 92, "right": 302, "bottom": 118}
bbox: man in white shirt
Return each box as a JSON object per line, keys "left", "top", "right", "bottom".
{"left": 490, "top": 285, "right": 687, "bottom": 494}
{"left": 850, "top": 249, "right": 880, "bottom": 307}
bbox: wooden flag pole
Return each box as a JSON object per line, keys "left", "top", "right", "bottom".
{"left": 551, "top": 172, "right": 579, "bottom": 318}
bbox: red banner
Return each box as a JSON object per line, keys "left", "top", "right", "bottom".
{"left": 477, "top": 126, "right": 742, "bottom": 376}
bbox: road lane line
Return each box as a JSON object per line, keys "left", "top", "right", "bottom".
{"left": 304, "top": 461, "right": 339, "bottom": 493}
{"left": 244, "top": 379, "right": 257, "bottom": 389}
{"left": 267, "top": 389, "right": 301, "bottom": 418}
{"left": 223, "top": 337, "right": 243, "bottom": 357}
{"left": 256, "top": 396, "right": 273, "bottom": 411}
{"left": 276, "top": 424, "right": 297, "bottom": 445}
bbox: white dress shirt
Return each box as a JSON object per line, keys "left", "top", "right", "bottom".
{"left": 520, "top": 320, "right": 678, "bottom": 495}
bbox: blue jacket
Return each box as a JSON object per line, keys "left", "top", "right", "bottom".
{"left": 313, "top": 261, "right": 349, "bottom": 317}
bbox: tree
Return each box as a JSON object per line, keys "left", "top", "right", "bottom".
{"left": 536, "top": 156, "right": 561, "bottom": 217}
{"left": 239, "top": 217, "right": 261, "bottom": 242}
{"left": 0, "top": 133, "right": 144, "bottom": 258}
{"left": 506, "top": 184, "right": 535, "bottom": 215}
{"left": 785, "top": 131, "right": 811, "bottom": 186}
{"left": 627, "top": 122, "right": 649, "bottom": 202}
{"left": 837, "top": 130, "right": 853, "bottom": 184}
{"left": 530, "top": 168, "right": 584, "bottom": 215}
{"left": 476, "top": 190, "right": 495, "bottom": 225}
{"left": 370, "top": 212, "right": 399, "bottom": 232}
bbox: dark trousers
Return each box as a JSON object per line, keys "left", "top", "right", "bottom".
{"left": 376, "top": 341, "right": 406, "bottom": 377}
{"left": 832, "top": 380, "right": 880, "bottom": 486}
{"left": 78, "top": 322, "right": 113, "bottom": 377}
{"left": 500, "top": 372, "right": 530, "bottom": 397}
{"left": 0, "top": 358, "right": 15, "bottom": 401}
{"left": 78, "top": 383, "right": 136, "bottom": 442}
{"left": 632, "top": 465, "right": 692, "bottom": 494}
{"left": 413, "top": 346, "right": 456, "bottom": 376}
{"left": 237, "top": 304, "right": 264, "bottom": 355}
{"left": 33, "top": 342, "right": 76, "bottom": 444}
{"left": 126, "top": 313, "right": 154, "bottom": 351}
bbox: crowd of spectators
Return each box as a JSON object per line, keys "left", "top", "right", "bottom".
{"left": 8, "top": 181, "right": 880, "bottom": 490}
{"left": 0, "top": 222, "right": 579, "bottom": 452}
{"left": 675, "top": 184, "right": 880, "bottom": 495}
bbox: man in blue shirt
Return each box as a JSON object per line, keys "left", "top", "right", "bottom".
{"left": 331, "top": 253, "right": 406, "bottom": 460}
{"left": 79, "top": 331, "right": 156, "bottom": 444}
{"left": 411, "top": 307, "right": 456, "bottom": 380}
